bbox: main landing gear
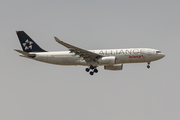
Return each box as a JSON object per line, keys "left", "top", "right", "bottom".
{"left": 85, "top": 65, "right": 98, "bottom": 75}
{"left": 147, "top": 62, "right": 150, "bottom": 69}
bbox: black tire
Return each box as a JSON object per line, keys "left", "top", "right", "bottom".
{"left": 90, "top": 71, "right": 94, "bottom": 75}
{"left": 86, "top": 68, "right": 90, "bottom": 72}
{"left": 90, "top": 65, "right": 94, "bottom": 69}
{"left": 94, "top": 69, "right": 98, "bottom": 73}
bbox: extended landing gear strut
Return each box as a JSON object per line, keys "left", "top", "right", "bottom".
{"left": 147, "top": 62, "right": 150, "bottom": 69}
{"left": 85, "top": 65, "right": 98, "bottom": 75}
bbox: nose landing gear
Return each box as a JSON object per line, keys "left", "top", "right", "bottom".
{"left": 147, "top": 62, "right": 150, "bottom": 69}
{"left": 85, "top": 65, "right": 98, "bottom": 75}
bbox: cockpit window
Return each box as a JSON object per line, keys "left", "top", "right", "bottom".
{"left": 156, "top": 51, "right": 162, "bottom": 53}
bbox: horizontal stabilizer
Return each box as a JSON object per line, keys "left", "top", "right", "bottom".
{"left": 14, "top": 49, "right": 36, "bottom": 58}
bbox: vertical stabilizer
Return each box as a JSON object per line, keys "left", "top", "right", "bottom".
{"left": 16, "top": 31, "right": 46, "bottom": 52}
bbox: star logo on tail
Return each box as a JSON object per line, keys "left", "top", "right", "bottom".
{"left": 23, "top": 39, "right": 33, "bottom": 50}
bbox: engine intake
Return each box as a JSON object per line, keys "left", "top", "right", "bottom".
{"left": 104, "top": 64, "right": 123, "bottom": 70}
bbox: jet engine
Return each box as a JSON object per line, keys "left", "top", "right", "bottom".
{"left": 97, "top": 56, "right": 116, "bottom": 65}
{"left": 104, "top": 64, "right": 123, "bottom": 70}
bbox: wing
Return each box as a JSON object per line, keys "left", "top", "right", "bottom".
{"left": 54, "top": 37, "right": 103, "bottom": 61}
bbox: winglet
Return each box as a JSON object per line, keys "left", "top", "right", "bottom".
{"left": 54, "top": 37, "right": 61, "bottom": 43}
{"left": 54, "top": 37, "right": 67, "bottom": 47}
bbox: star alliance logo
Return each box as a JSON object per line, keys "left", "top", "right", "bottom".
{"left": 23, "top": 39, "right": 33, "bottom": 50}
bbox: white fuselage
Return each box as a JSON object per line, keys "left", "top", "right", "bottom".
{"left": 31, "top": 48, "right": 165, "bottom": 66}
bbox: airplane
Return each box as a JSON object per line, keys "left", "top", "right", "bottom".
{"left": 15, "top": 31, "right": 165, "bottom": 75}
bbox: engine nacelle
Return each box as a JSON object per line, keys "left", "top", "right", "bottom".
{"left": 97, "top": 56, "right": 116, "bottom": 65}
{"left": 104, "top": 64, "right": 123, "bottom": 70}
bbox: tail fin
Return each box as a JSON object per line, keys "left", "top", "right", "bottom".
{"left": 16, "top": 31, "right": 46, "bottom": 52}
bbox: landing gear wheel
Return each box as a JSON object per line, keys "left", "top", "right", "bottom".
{"left": 90, "top": 65, "right": 94, "bottom": 69}
{"left": 86, "top": 65, "right": 98, "bottom": 75}
{"left": 147, "top": 62, "right": 150, "bottom": 69}
{"left": 85, "top": 68, "right": 90, "bottom": 72}
{"left": 90, "top": 71, "right": 94, "bottom": 75}
{"left": 94, "top": 69, "right": 98, "bottom": 73}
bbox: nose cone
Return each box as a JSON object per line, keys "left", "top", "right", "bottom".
{"left": 162, "top": 53, "right": 165, "bottom": 57}
{"left": 161, "top": 53, "right": 165, "bottom": 58}
{"left": 154, "top": 50, "right": 165, "bottom": 60}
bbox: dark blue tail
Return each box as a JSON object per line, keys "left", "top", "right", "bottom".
{"left": 16, "top": 31, "right": 46, "bottom": 52}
